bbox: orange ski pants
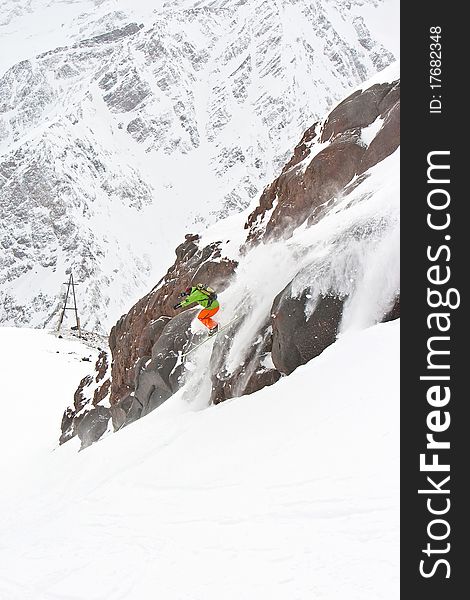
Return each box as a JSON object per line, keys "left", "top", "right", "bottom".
{"left": 197, "top": 306, "right": 219, "bottom": 331}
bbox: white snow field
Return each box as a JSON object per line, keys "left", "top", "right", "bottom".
{"left": 0, "top": 321, "right": 399, "bottom": 600}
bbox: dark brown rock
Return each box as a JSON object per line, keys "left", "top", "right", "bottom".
{"left": 211, "top": 364, "right": 281, "bottom": 405}
{"left": 93, "top": 378, "right": 111, "bottom": 406}
{"left": 359, "top": 99, "right": 400, "bottom": 174}
{"left": 244, "top": 80, "right": 400, "bottom": 246}
{"left": 64, "top": 230, "right": 242, "bottom": 443}
{"left": 378, "top": 81, "right": 400, "bottom": 114}
{"left": 137, "top": 316, "right": 172, "bottom": 364}
{"left": 320, "top": 82, "right": 397, "bottom": 142}
{"left": 71, "top": 234, "right": 239, "bottom": 437}
{"left": 73, "top": 374, "right": 93, "bottom": 412}
{"left": 271, "top": 287, "right": 346, "bottom": 375}
{"left": 282, "top": 123, "right": 319, "bottom": 171}
{"left": 209, "top": 319, "right": 280, "bottom": 405}
{"left": 134, "top": 310, "right": 197, "bottom": 417}
{"left": 272, "top": 137, "right": 366, "bottom": 239}
{"left": 245, "top": 136, "right": 366, "bottom": 244}
{"left": 76, "top": 406, "right": 111, "bottom": 450}
{"left": 95, "top": 350, "right": 109, "bottom": 383}
{"left": 101, "top": 237, "right": 237, "bottom": 417}
{"left": 110, "top": 395, "right": 143, "bottom": 431}
{"left": 60, "top": 346, "right": 114, "bottom": 445}
{"left": 243, "top": 124, "right": 319, "bottom": 245}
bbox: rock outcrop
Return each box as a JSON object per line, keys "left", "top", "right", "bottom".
{"left": 209, "top": 319, "right": 281, "bottom": 405}
{"left": 61, "top": 233, "right": 238, "bottom": 442}
{"left": 59, "top": 349, "right": 112, "bottom": 449}
{"left": 244, "top": 79, "right": 400, "bottom": 244}
{"left": 107, "top": 236, "right": 237, "bottom": 410}
{"left": 62, "top": 72, "right": 400, "bottom": 448}
{"left": 112, "top": 310, "right": 198, "bottom": 429}
{"left": 271, "top": 288, "right": 346, "bottom": 376}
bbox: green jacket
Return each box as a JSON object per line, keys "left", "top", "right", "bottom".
{"left": 180, "top": 287, "right": 219, "bottom": 310}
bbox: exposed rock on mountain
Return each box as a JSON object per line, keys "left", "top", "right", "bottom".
{"left": 61, "top": 233, "right": 238, "bottom": 446}
{"left": 210, "top": 318, "right": 281, "bottom": 405}
{"left": 245, "top": 79, "right": 400, "bottom": 243}
{"left": 271, "top": 290, "right": 346, "bottom": 376}
{"left": 108, "top": 237, "right": 238, "bottom": 409}
{"left": 112, "top": 310, "right": 196, "bottom": 430}
{"left": 61, "top": 67, "right": 400, "bottom": 448}
{"left": 59, "top": 349, "right": 112, "bottom": 447}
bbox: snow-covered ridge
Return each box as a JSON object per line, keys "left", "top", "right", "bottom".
{"left": 0, "top": 0, "right": 398, "bottom": 332}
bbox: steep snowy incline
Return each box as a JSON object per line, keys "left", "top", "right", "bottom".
{"left": 0, "top": 320, "right": 399, "bottom": 600}
{"left": 73, "top": 63, "right": 398, "bottom": 444}
{"left": 0, "top": 0, "right": 399, "bottom": 332}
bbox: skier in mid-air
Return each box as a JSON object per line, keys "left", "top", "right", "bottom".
{"left": 173, "top": 284, "right": 220, "bottom": 336}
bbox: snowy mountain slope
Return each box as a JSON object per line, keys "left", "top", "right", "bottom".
{"left": 65, "top": 62, "right": 399, "bottom": 446}
{"left": 0, "top": 328, "right": 98, "bottom": 480}
{"left": 0, "top": 320, "right": 399, "bottom": 600}
{"left": 0, "top": 0, "right": 398, "bottom": 331}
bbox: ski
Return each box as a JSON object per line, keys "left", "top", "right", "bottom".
{"left": 181, "top": 315, "right": 242, "bottom": 358}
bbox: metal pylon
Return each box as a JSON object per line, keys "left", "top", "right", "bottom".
{"left": 57, "top": 271, "right": 81, "bottom": 337}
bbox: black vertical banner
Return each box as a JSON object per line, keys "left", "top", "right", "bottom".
{"left": 401, "top": 4, "right": 466, "bottom": 598}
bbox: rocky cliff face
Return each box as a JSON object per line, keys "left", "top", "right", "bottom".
{"left": 245, "top": 79, "right": 400, "bottom": 243}
{"left": 62, "top": 67, "right": 400, "bottom": 449}
{"left": 0, "top": 0, "right": 396, "bottom": 332}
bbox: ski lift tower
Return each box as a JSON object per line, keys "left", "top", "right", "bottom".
{"left": 57, "top": 271, "right": 81, "bottom": 338}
